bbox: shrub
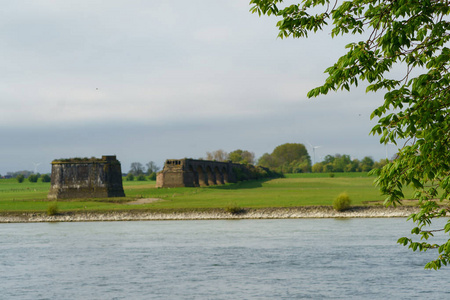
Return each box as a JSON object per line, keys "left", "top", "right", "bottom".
{"left": 333, "top": 192, "right": 352, "bottom": 212}
{"left": 16, "top": 175, "right": 25, "bottom": 183}
{"left": 47, "top": 202, "right": 59, "bottom": 216}
{"left": 225, "top": 203, "right": 245, "bottom": 215}
{"left": 126, "top": 173, "right": 135, "bottom": 181}
{"left": 28, "top": 174, "right": 39, "bottom": 183}
{"left": 233, "top": 167, "right": 248, "bottom": 181}
{"left": 148, "top": 172, "right": 157, "bottom": 181}
{"left": 329, "top": 173, "right": 335, "bottom": 178}
{"left": 137, "top": 174, "right": 147, "bottom": 181}
{"left": 41, "top": 174, "right": 51, "bottom": 182}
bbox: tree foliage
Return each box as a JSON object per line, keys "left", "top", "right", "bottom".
{"left": 28, "top": 174, "right": 39, "bottom": 183}
{"left": 258, "top": 143, "right": 311, "bottom": 173}
{"left": 148, "top": 172, "right": 157, "bottom": 181}
{"left": 129, "top": 162, "right": 145, "bottom": 176}
{"left": 312, "top": 154, "right": 385, "bottom": 173}
{"left": 126, "top": 173, "right": 135, "bottom": 181}
{"left": 250, "top": 0, "right": 450, "bottom": 269}
{"left": 8, "top": 170, "right": 33, "bottom": 178}
{"left": 206, "top": 149, "right": 229, "bottom": 162}
{"left": 40, "top": 174, "right": 51, "bottom": 183}
{"left": 228, "top": 149, "right": 256, "bottom": 164}
{"left": 204, "top": 149, "right": 256, "bottom": 164}
{"left": 16, "top": 174, "right": 24, "bottom": 183}
{"left": 333, "top": 192, "right": 352, "bottom": 212}
{"left": 136, "top": 174, "right": 147, "bottom": 181}
{"left": 146, "top": 161, "right": 160, "bottom": 175}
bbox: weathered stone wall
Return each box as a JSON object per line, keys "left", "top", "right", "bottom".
{"left": 156, "top": 159, "right": 241, "bottom": 188}
{"left": 48, "top": 155, "right": 125, "bottom": 199}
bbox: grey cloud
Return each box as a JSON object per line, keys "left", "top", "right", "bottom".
{"left": 0, "top": 0, "right": 388, "bottom": 174}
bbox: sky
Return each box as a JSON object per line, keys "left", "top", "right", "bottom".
{"left": 0, "top": 0, "right": 396, "bottom": 175}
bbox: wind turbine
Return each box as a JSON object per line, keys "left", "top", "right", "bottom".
{"left": 32, "top": 162, "right": 41, "bottom": 174}
{"left": 307, "top": 142, "right": 322, "bottom": 166}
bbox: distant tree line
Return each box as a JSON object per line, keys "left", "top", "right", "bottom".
{"left": 257, "top": 143, "right": 311, "bottom": 173}
{"left": 203, "top": 144, "right": 310, "bottom": 174}
{"left": 311, "top": 154, "right": 387, "bottom": 173}
{"left": 6, "top": 170, "right": 35, "bottom": 178}
{"left": 3, "top": 171, "right": 52, "bottom": 183}
{"left": 126, "top": 161, "right": 160, "bottom": 181}
{"left": 233, "top": 165, "right": 283, "bottom": 181}
{"left": 202, "top": 149, "right": 256, "bottom": 165}
{"left": 207, "top": 143, "right": 389, "bottom": 174}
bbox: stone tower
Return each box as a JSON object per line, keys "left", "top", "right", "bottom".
{"left": 48, "top": 155, "right": 125, "bottom": 199}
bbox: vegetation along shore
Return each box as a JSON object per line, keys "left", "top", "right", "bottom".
{"left": 0, "top": 173, "right": 423, "bottom": 223}
{"left": 0, "top": 206, "right": 420, "bottom": 223}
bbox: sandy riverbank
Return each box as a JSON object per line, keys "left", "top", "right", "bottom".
{"left": 0, "top": 206, "right": 420, "bottom": 223}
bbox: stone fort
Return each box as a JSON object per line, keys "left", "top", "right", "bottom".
{"left": 156, "top": 159, "right": 249, "bottom": 188}
{"left": 48, "top": 155, "right": 125, "bottom": 199}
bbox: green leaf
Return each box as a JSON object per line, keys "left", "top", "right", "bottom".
{"left": 251, "top": 0, "right": 450, "bottom": 269}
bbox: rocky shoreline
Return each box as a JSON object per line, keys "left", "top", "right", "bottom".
{"left": 0, "top": 206, "right": 420, "bottom": 223}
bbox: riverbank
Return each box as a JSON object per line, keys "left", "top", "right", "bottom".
{"left": 0, "top": 206, "right": 420, "bottom": 223}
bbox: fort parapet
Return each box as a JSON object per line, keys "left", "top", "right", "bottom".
{"left": 48, "top": 155, "right": 125, "bottom": 199}
{"left": 156, "top": 159, "right": 247, "bottom": 188}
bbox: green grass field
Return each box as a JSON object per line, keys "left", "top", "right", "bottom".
{"left": 0, "top": 173, "right": 414, "bottom": 213}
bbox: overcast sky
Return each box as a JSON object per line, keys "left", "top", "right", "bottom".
{"left": 0, "top": 0, "right": 396, "bottom": 174}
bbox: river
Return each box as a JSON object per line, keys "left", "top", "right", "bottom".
{"left": 1, "top": 218, "right": 449, "bottom": 299}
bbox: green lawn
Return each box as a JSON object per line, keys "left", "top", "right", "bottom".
{"left": 0, "top": 174, "right": 414, "bottom": 213}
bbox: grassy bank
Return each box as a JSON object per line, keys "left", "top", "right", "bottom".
{"left": 0, "top": 173, "right": 414, "bottom": 213}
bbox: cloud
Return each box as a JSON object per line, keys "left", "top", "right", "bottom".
{"left": 0, "top": 0, "right": 389, "bottom": 174}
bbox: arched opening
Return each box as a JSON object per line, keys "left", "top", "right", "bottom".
{"left": 222, "top": 167, "right": 229, "bottom": 183}
{"left": 189, "top": 165, "right": 198, "bottom": 187}
{"left": 214, "top": 166, "right": 224, "bottom": 184}
{"left": 206, "top": 166, "right": 215, "bottom": 185}
{"left": 197, "top": 166, "right": 208, "bottom": 186}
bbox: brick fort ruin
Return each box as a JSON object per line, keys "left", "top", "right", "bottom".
{"left": 48, "top": 155, "right": 125, "bottom": 199}
{"left": 156, "top": 158, "right": 251, "bottom": 188}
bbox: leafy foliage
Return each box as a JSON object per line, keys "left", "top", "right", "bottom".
{"left": 136, "top": 174, "right": 147, "bottom": 181}
{"left": 129, "top": 162, "right": 145, "bottom": 176}
{"left": 28, "top": 174, "right": 39, "bottom": 183}
{"left": 312, "top": 154, "right": 386, "bottom": 173}
{"left": 16, "top": 175, "right": 24, "bottom": 183}
{"left": 205, "top": 149, "right": 229, "bottom": 162}
{"left": 258, "top": 143, "right": 311, "bottom": 173}
{"left": 148, "top": 172, "right": 157, "bottom": 181}
{"left": 232, "top": 165, "right": 283, "bottom": 182}
{"left": 333, "top": 192, "right": 352, "bottom": 211}
{"left": 47, "top": 202, "right": 59, "bottom": 216}
{"left": 224, "top": 203, "right": 246, "bottom": 215}
{"left": 8, "top": 170, "right": 33, "bottom": 178}
{"left": 250, "top": 0, "right": 450, "bottom": 268}
{"left": 146, "top": 161, "right": 160, "bottom": 175}
{"left": 228, "top": 149, "right": 256, "bottom": 164}
{"left": 204, "top": 149, "right": 256, "bottom": 164}
{"left": 40, "top": 174, "right": 51, "bottom": 183}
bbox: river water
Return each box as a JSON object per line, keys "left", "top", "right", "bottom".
{"left": 1, "top": 218, "right": 449, "bottom": 299}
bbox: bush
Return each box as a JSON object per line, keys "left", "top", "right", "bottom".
{"left": 16, "top": 175, "right": 25, "bottom": 183}
{"left": 41, "top": 174, "right": 51, "bottom": 182}
{"left": 225, "top": 203, "right": 245, "bottom": 215}
{"left": 28, "top": 174, "right": 39, "bottom": 183}
{"left": 329, "top": 173, "right": 335, "bottom": 178}
{"left": 233, "top": 167, "right": 248, "bottom": 181}
{"left": 333, "top": 192, "right": 352, "bottom": 212}
{"left": 148, "top": 172, "right": 157, "bottom": 181}
{"left": 136, "top": 174, "right": 147, "bottom": 181}
{"left": 126, "top": 173, "right": 135, "bottom": 181}
{"left": 47, "top": 202, "right": 59, "bottom": 216}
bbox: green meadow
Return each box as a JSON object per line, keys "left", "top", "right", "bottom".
{"left": 0, "top": 173, "right": 415, "bottom": 213}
